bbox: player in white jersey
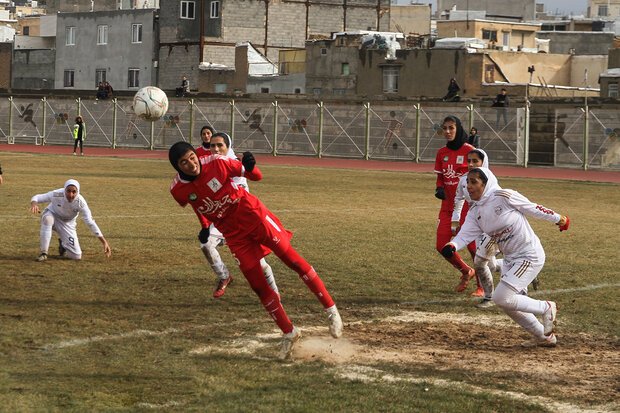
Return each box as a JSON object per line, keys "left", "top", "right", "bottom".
{"left": 208, "top": 133, "right": 279, "bottom": 294}
{"left": 442, "top": 167, "right": 569, "bottom": 347}
{"left": 451, "top": 149, "right": 502, "bottom": 307}
{"left": 30, "top": 179, "right": 112, "bottom": 262}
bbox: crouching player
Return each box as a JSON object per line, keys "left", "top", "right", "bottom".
{"left": 442, "top": 167, "right": 569, "bottom": 347}
{"left": 168, "top": 142, "right": 343, "bottom": 359}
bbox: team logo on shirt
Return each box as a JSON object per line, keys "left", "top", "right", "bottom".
{"left": 189, "top": 193, "right": 197, "bottom": 201}
{"left": 443, "top": 156, "right": 449, "bottom": 162}
{"left": 495, "top": 206, "right": 502, "bottom": 215}
{"left": 207, "top": 178, "right": 222, "bottom": 193}
{"left": 456, "top": 155, "right": 464, "bottom": 164}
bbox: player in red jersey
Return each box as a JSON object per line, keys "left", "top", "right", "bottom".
{"left": 195, "top": 125, "right": 215, "bottom": 157}
{"left": 434, "top": 115, "right": 477, "bottom": 292}
{"left": 168, "top": 141, "right": 343, "bottom": 360}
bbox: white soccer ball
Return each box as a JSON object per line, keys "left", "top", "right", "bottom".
{"left": 132, "top": 86, "right": 169, "bottom": 121}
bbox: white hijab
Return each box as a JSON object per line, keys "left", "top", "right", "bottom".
{"left": 64, "top": 179, "right": 80, "bottom": 200}
{"left": 471, "top": 167, "right": 500, "bottom": 206}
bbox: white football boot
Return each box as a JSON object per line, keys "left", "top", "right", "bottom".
{"left": 326, "top": 305, "right": 343, "bottom": 338}
{"left": 542, "top": 301, "right": 557, "bottom": 336}
{"left": 279, "top": 326, "right": 301, "bottom": 360}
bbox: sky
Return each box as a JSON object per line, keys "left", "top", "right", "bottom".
{"left": 409, "top": 1, "right": 589, "bottom": 16}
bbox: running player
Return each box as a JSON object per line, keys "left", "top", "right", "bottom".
{"left": 442, "top": 167, "right": 569, "bottom": 347}
{"left": 168, "top": 142, "right": 343, "bottom": 359}
{"left": 434, "top": 115, "right": 476, "bottom": 292}
{"left": 30, "top": 179, "right": 111, "bottom": 261}
{"left": 451, "top": 149, "right": 503, "bottom": 304}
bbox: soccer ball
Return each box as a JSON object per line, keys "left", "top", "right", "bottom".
{"left": 132, "top": 86, "right": 169, "bottom": 121}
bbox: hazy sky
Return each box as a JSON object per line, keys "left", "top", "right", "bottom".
{"left": 417, "top": 1, "right": 588, "bottom": 15}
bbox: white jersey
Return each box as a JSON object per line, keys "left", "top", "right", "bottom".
{"left": 31, "top": 189, "right": 103, "bottom": 237}
{"left": 451, "top": 148, "right": 489, "bottom": 222}
{"left": 452, "top": 184, "right": 560, "bottom": 263}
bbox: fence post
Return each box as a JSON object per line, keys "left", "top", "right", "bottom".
{"left": 524, "top": 103, "right": 530, "bottom": 168}
{"left": 8, "top": 96, "right": 13, "bottom": 144}
{"left": 272, "top": 100, "right": 278, "bottom": 156}
{"left": 149, "top": 120, "right": 154, "bottom": 150}
{"left": 189, "top": 98, "right": 194, "bottom": 145}
{"left": 364, "top": 102, "right": 370, "bottom": 160}
{"left": 414, "top": 103, "right": 421, "bottom": 163}
{"left": 317, "top": 101, "right": 324, "bottom": 158}
{"left": 583, "top": 102, "right": 589, "bottom": 170}
{"left": 41, "top": 97, "right": 47, "bottom": 145}
{"left": 467, "top": 104, "right": 474, "bottom": 132}
{"left": 112, "top": 98, "right": 117, "bottom": 149}
{"left": 229, "top": 99, "right": 235, "bottom": 142}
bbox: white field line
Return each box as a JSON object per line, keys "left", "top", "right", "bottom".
{"left": 134, "top": 400, "right": 185, "bottom": 409}
{"left": 41, "top": 282, "right": 619, "bottom": 352}
{"left": 334, "top": 364, "right": 615, "bottom": 413}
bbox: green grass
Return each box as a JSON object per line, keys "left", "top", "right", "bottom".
{"left": 0, "top": 151, "right": 618, "bottom": 412}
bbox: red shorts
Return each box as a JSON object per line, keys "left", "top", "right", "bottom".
{"left": 226, "top": 210, "right": 293, "bottom": 272}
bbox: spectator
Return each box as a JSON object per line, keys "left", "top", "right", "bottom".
{"left": 176, "top": 76, "right": 190, "bottom": 97}
{"left": 96, "top": 82, "right": 107, "bottom": 100}
{"left": 492, "top": 88, "right": 509, "bottom": 128}
{"left": 104, "top": 81, "right": 114, "bottom": 99}
{"left": 468, "top": 127, "right": 480, "bottom": 148}
{"left": 442, "top": 78, "right": 461, "bottom": 102}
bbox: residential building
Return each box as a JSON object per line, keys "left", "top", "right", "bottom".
{"left": 157, "top": 0, "right": 391, "bottom": 92}
{"left": 436, "top": 0, "right": 536, "bottom": 22}
{"left": 54, "top": 9, "right": 158, "bottom": 91}
{"left": 436, "top": 19, "right": 541, "bottom": 51}
{"left": 13, "top": 14, "right": 56, "bottom": 89}
{"left": 588, "top": 0, "right": 620, "bottom": 18}
{"left": 389, "top": 3, "right": 432, "bottom": 35}
{"left": 536, "top": 31, "right": 615, "bottom": 55}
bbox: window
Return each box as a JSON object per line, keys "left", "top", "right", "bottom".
{"left": 23, "top": 26, "right": 29, "bottom": 35}
{"left": 260, "top": 87, "right": 270, "bottom": 93}
{"left": 481, "top": 29, "right": 497, "bottom": 42}
{"left": 63, "top": 70, "right": 75, "bottom": 87}
{"left": 97, "top": 25, "right": 108, "bottom": 45}
{"left": 598, "top": 5, "right": 608, "bottom": 16}
{"left": 382, "top": 67, "right": 399, "bottom": 93}
{"left": 128, "top": 68, "right": 140, "bottom": 88}
{"left": 333, "top": 88, "right": 346, "bottom": 95}
{"left": 502, "top": 32, "right": 509, "bottom": 46}
{"left": 341, "top": 63, "right": 350, "bottom": 76}
{"left": 320, "top": 48, "right": 327, "bottom": 56}
{"left": 132, "top": 24, "right": 142, "bottom": 43}
{"left": 608, "top": 83, "right": 619, "bottom": 98}
{"left": 66, "top": 26, "right": 76, "bottom": 46}
{"left": 215, "top": 83, "right": 227, "bottom": 93}
{"left": 95, "top": 69, "right": 106, "bottom": 86}
{"left": 181, "top": 1, "right": 196, "bottom": 19}
{"left": 294, "top": 88, "right": 301, "bottom": 94}
{"left": 210, "top": 0, "right": 220, "bottom": 18}
{"left": 312, "top": 88, "right": 322, "bottom": 95}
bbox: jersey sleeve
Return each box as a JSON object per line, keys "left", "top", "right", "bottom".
{"left": 193, "top": 205, "right": 211, "bottom": 228}
{"left": 502, "top": 189, "right": 561, "bottom": 224}
{"left": 434, "top": 150, "right": 444, "bottom": 187}
{"left": 451, "top": 176, "right": 466, "bottom": 221}
{"left": 450, "top": 209, "right": 482, "bottom": 250}
{"left": 31, "top": 190, "right": 56, "bottom": 204}
{"left": 78, "top": 197, "right": 104, "bottom": 237}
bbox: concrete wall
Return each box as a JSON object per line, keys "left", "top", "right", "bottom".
{"left": 608, "top": 48, "right": 620, "bottom": 68}
{"left": 488, "top": 51, "right": 572, "bottom": 85}
{"left": 390, "top": 4, "right": 432, "bottom": 35}
{"left": 305, "top": 38, "right": 360, "bottom": 96}
{"left": 0, "top": 42, "right": 11, "bottom": 90}
{"left": 437, "top": 0, "right": 536, "bottom": 21}
{"left": 247, "top": 73, "right": 305, "bottom": 94}
{"left": 536, "top": 31, "right": 615, "bottom": 55}
{"left": 12, "top": 49, "right": 55, "bottom": 89}
{"left": 46, "top": 0, "right": 118, "bottom": 13}
{"left": 437, "top": 20, "right": 540, "bottom": 49}
{"left": 55, "top": 9, "right": 157, "bottom": 90}
{"left": 14, "top": 34, "right": 55, "bottom": 48}
{"left": 570, "top": 55, "right": 608, "bottom": 86}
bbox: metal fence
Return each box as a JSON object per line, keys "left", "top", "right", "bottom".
{"left": 1, "top": 95, "right": 618, "bottom": 170}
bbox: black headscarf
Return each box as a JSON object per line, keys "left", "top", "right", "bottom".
{"left": 200, "top": 125, "right": 215, "bottom": 149}
{"left": 169, "top": 141, "right": 199, "bottom": 181}
{"left": 443, "top": 115, "right": 468, "bottom": 151}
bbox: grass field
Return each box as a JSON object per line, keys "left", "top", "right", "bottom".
{"left": 0, "top": 151, "right": 618, "bottom": 412}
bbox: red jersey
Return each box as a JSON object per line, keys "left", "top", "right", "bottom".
{"left": 170, "top": 154, "right": 266, "bottom": 240}
{"left": 434, "top": 143, "right": 474, "bottom": 211}
{"left": 195, "top": 145, "right": 210, "bottom": 157}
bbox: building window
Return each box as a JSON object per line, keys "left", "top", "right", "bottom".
{"left": 609, "top": 83, "right": 619, "bottom": 98}
{"left": 66, "top": 26, "right": 76, "bottom": 46}
{"left": 320, "top": 48, "right": 327, "bottom": 56}
{"left": 502, "top": 32, "right": 509, "bottom": 47}
{"left": 97, "top": 25, "right": 108, "bottom": 45}
{"left": 294, "top": 88, "right": 301, "bottom": 94}
{"left": 181, "top": 1, "right": 196, "bottom": 19}
{"left": 312, "top": 88, "right": 322, "bottom": 95}
{"left": 481, "top": 29, "right": 497, "bottom": 42}
{"left": 382, "top": 67, "right": 399, "bottom": 93}
{"left": 63, "top": 70, "right": 75, "bottom": 87}
{"left": 215, "top": 83, "right": 227, "bottom": 93}
{"left": 95, "top": 69, "right": 107, "bottom": 86}
{"left": 598, "top": 5, "right": 608, "bottom": 16}
{"left": 23, "top": 26, "right": 29, "bottom": 35}
{"left": 341, "top": 63, "right": 350, "bottom": 76}
{"left": 132, "top": 24, "right": 142, "bottom": 43}
{"left": 333, "top": 88, "right": 346, "bottom": 95}
{"left": 210, "top": 0, "right": 220, "bottom": 18}
{"left": 260, "top": 87, "right": 270, "bottom": 93}
{"left": 128, "top": 68, "right": 140, "bottom": 88}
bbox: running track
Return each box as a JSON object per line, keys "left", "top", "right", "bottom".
{"left": 2, "top": 144, "right": 619, "bottom": 184}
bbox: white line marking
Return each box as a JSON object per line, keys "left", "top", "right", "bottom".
{"left": 42, "top": 328, "right": 180, "bottom": 350}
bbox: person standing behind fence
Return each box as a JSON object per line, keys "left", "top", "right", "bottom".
{"left": 468, "top": 127, "right": 480, "bottom": 148}
{"left": 492, "top": 89, "right": 509, "bottom": 129}
{"left": 72, "top": 116, "right": 85, "bottom": 156}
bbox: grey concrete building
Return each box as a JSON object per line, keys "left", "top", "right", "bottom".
{"left": 437, "top": 0, "right": 536, "bottom": 22}
{"left": 536, "top": 31, "right": 615, "bottom": 55}
{"left": 54, "top": 9, "right": 158, "bottom": 91}
{"left": 157, "top": 0, "right": 391, "bottom": 92}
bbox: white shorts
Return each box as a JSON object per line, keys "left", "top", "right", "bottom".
{"left": 44, "top": 210, "right": 82, "bottom": 256}
{"left": 475, "top": 233, "right": 499, "bottom": 260}
{"left": 499, "top": 257, "right": 544, "bottom": 292}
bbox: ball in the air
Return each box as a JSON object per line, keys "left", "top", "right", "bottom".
{"left": 132, "top": 86, "right": 169, "bottom": 121}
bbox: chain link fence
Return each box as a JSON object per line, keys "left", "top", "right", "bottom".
{"left": 1, "top": 95, "right": 618, "bottom": 170}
